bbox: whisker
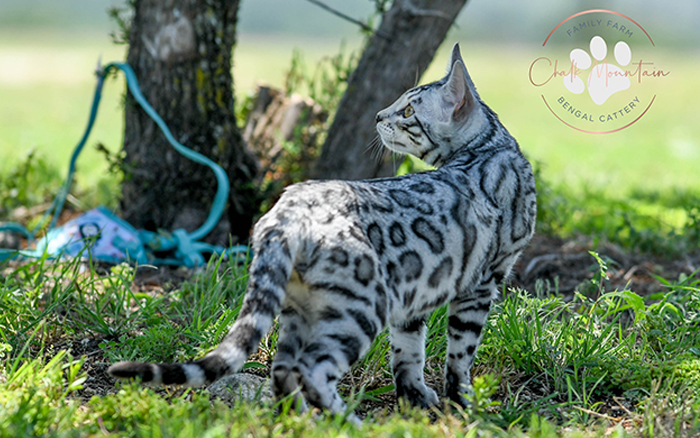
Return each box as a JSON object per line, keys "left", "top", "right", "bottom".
{"left": 388, "top": 138, "right": 397, "bottom": 163}
{"left": 377, "top": 142, "right": 388, "bottom": 164}
{"left": 371, "top": 136, "right": 382, "bottom": 153}
{"left": 364, "top": 135, "right": 381, "bottom": 153}
{"left": 370, "top": 138, "right": 384, "bottom": 164}
{"left": 367, "top": 137, "right": 384, "bottom": 165}
{"left": 369, "top": 136, "right": 384, "bottom": 164}
{"left": 374, "top": 138, "right": 384, "bottom": 159}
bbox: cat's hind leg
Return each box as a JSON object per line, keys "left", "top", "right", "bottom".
{"left": 271, "top": 307, "right": 308, "bottom": 411}
{"left": 389, "top": 317, "right": 439, "bottom": 408}
{"left": 293, "top": 298, "right": 380, "bottom": 421}
{"left": 296, "top": 352, "right": 348, "bottom": 415}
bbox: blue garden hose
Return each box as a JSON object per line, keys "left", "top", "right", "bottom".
{"left": 0, "top": 60, "right": 249, "bottom": 267}
{"left": 111, "top": 62, "right": 229, "bottom": 242}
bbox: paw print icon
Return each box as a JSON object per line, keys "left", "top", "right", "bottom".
{"left": 564, "top": 36, "right": 632, "bottom": 105}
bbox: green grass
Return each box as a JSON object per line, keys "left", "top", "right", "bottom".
{"left": 1, "top": 252, "right": 699, "bottom": 437}
{"left": 533, "top": 166, "right": 700, "bottom": 255}
{"left": 2, "top": 30, "right": 700, "bottom": 437}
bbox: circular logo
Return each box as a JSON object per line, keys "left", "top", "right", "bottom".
{"left": 529, "top": 9, "right": 668, "bottom": 134}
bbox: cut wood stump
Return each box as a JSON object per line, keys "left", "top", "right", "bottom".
{"left": 243, "top": 84, "right": 327, "bottom": 204}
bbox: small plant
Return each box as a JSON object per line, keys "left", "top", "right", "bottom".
{"left": 0, "top": 150, "right": 62, "bottom": 222}
{"left": 479, "top": 260, "right": 700, "bottom": 429}
{"left": 463, "top": 373, "right": 503, "bottom": 424}
{"left": 639, "top": 381, "right": 700, "bottom": 438}
{"left": 0, "top": 350, "right": 85, "bottom": 437}
{"left": 107, "top": 0, "right": 136, "bottom": 45}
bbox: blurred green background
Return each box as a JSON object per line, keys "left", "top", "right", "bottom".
{"left": 0, "top": 0, "right": 698, "bottom": 219}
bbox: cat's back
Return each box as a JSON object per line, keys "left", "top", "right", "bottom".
{"left": 250, "top": 179, "right": 369, "bottom": 257}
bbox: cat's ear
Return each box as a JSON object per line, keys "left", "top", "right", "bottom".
{"left": 445, "top": 43, "right": 466, "bottom": 73}
{"left": 441, "top": 44, "right": 476, "bottom": 122}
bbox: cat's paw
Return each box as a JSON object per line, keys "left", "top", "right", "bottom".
{"left": 396, "top": 383, "right": 440, "bottom": 409}
{"left": 564, "top": 36, "right": 632, "bottom": 105}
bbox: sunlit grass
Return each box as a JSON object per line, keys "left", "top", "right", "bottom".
{"left": 1, "top": 253, "right": 698, "bottom": 436}
{"left": 1, "top": 30, "right": 698, "bottom": 194}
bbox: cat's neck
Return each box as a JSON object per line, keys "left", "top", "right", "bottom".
{"left": 437, "top": 105, "right": 517, "bottom": 168}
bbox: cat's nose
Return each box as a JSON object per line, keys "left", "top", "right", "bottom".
{"left": 375, "top": 113, "right": 383, "bottom": 123}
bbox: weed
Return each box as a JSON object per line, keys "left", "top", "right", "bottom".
{"left": 107, "top": 0, "right": 135, "bottom": 46}
{"left": 0, "top": 151, "right": 61, "bottom": 222}
{"left": 639, "top": 382, "right": 700, "bottom": 438}
{"left": 479, "top": 259, "right": 700, "bottom": 429}
{"left": 0, "top": 350, "right": 85, "bottom": 437}
{"left": 0, "top": 148, "right": 120, "bottom": 230}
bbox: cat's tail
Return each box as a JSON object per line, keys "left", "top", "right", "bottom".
{"left": 108, "top": 226, "right": 295, "bottom": 387}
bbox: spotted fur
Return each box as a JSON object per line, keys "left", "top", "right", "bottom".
{"left": 108, "top": 43, "right": 536, "bottom": 419}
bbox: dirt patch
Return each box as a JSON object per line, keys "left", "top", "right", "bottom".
{"left": 67, "top": 339, "right": 116, "bottom": 400}
{"left": 511, "top": 234, "right": 700, "bottom": 297}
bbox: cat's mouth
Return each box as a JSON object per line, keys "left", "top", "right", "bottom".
{"left": 376, "top": 122, "right": 406, "bottom": 153}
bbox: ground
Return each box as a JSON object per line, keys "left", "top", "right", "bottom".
{"left": 13, "top": 232, "right": 694, "bottom": 431}
{"left": 515, "top": 234, "right": 700, "bottom": 297}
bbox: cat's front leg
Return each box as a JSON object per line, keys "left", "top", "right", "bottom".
{"left": 445, "top": 287, "right": 493, "bottom": 407}
{"left": 389, "top": 317, "right": 439, "bottom": 409}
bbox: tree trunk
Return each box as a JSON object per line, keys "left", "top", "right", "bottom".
{"left": 121, "top": 0, "right": 259, "bottom": 245}
{"left": 312, "top": 0, "right": 469, "bottom": 181}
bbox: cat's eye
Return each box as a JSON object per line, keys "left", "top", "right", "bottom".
{"left": 403, "top": 105, "right": 415, "bottom": 118}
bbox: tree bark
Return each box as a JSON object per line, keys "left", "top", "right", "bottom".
{"left": 312, "top": 0, "right": 469, "bottom": 181}
{"left": 121, "top": 0, "right": 259, "bottom": 245}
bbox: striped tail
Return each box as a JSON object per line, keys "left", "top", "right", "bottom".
{"left": 108, "top": 228, "right": 294, "bottom": 387}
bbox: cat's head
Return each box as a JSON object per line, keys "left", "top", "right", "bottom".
{"left": 375, "top": 43, "right": 487, "bottom": 167}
